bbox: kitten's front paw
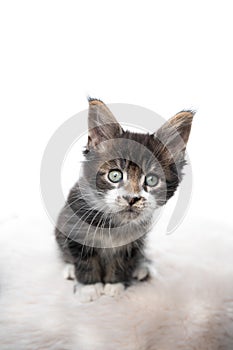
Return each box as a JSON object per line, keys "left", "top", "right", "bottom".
{"left": 104, "top": 283, "right": 125, "bottom": 297}
{"left": 133, "top": 264, "right": 150, "bottom": 281}
{"left": 74, "top": 282, "right": 104, "bottom": 303}
{"left": 63, "top": 263, "right": 75, "bottom": 280}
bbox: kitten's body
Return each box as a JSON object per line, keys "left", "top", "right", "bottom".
{"left": 55, "top": 99, "right": 194, "bottom": 299}
{"left": 56, "top": 182, "right": 148, "bottom": 285}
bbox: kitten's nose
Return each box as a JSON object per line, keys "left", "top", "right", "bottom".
{"left": 123, "top": 195, "right": 141, "bottom": 206}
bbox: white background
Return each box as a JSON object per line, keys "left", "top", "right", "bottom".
{"left": 0, "top": 0, "right": 232, "bottom": 227}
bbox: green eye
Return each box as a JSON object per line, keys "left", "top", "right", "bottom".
{"left": 108, "top": 169, "right": 123, "bottom": 183}
{"left": 145, "top": 174, "right": 159, "bottom": 187}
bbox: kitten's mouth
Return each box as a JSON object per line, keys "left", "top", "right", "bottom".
{"left": 122, "top": 206, "right": 142, "bottom": 218}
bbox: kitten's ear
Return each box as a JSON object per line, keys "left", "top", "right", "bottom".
{"left": 87, "top": 98, "right": 123, "bottom": 150}
{"left": 154, "top": 110, "right": 195, "bottom": 162}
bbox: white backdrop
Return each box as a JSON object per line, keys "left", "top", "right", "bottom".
{"left": 0, "top": 0, "right": 232, "bottom": 227}
{"left": 1, "top": 3, "right": 233, "bottom": 349}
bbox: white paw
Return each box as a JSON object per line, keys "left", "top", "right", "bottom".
{"left": 104, "top": 283, "right": 125, "bottom": 297}
{"left": 63, "top": 263, "right": 75, "bottom": 280}
{"left": 74, "top": 283, "right": 104, "bottom": 303}
{"left": 133, "top": 264, "right": 150, "bottom": 281}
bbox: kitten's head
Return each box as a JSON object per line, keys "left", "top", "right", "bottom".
{"left": 82, "top": 98, "right": 194, "bottom": 226}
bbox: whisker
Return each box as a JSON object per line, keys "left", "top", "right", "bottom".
{"left": 69, "top": 202, "right": 109, "bottom": 247}
{"left": 83, "top": 203, "right": 108, "bottom": 248}
{"left": 64, "top": 206, "right": 99, "bottom": 244}
{"left": 90, "top": 207, "right": 108, "bottom": 251}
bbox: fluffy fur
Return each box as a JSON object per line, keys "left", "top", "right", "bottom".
{"left": 1, "top": 214, "right": 233, "bottom": 349}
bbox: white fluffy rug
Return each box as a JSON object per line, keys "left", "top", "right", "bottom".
{"left": 0, "top": 214, "right": 233, "bottom": 350}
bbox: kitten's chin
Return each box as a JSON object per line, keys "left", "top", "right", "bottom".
{"left": 118, "top": 207, "right": 143, "bottom": 222}
{"left": 123, "top": 210, "right": 140, "bottom": 219}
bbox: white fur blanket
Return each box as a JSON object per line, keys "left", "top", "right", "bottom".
{"left": 0, "top": 215, "right": 233, "bottom": 350}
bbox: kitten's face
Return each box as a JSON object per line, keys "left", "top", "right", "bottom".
{"left": 82, "top": 99, "right": 194, "bottom": 227}
{"left": 98, "top": 159, "right": 160, "bottom": 223}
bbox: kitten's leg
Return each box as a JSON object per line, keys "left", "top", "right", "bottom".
{"left": 74, "top": 255, "right": 102, "bottom": 284}
{"left": 103, "top": 248, "right": 149, "bottom": 296}
{"left": 63, "top": 263, "right": 75, "bottom": 280}
{"left": 132, "top": 261, "right": 150, "bottom": 281}
{"left": 56, "top": 230, "right": 104, "bottom": 302}
{"left": 55, "top": 229, "right": 77, "bottom": 281}
{"left": 102, "top": 257, "right": 129, "bottom": 297}
{"left": 74, "top": 256, "right": 104, "bottom": 302}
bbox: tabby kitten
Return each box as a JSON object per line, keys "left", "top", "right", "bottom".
{"left": 55, "top": 98, "right": 194, "bottom": 301}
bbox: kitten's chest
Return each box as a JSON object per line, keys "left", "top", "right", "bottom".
{"left": 95, "top": 245, "right": 141, "bottom": 284}
{"left": 96, "top": 243, "right": 135, "bottom": 260}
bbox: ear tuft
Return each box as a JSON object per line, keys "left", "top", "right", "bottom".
{"left": 87, "top": 96, "right": 104, "bottom": 104}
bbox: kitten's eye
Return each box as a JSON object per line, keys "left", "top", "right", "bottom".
{"left": 145, "top": 174, "right": 159, "bottom": 187}
{"left": 108, "top": 169, "right": 123, "bottom": 183}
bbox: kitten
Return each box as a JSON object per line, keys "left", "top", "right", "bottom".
{"left": 55, "top": 98, "right": 194, "bottom": 301}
